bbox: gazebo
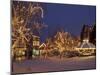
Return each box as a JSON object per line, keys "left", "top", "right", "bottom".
{"left": 75, "top": 39, "right": 96, "bottom": 56}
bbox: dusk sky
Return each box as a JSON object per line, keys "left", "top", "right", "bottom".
{"left": 13, "top": 1, "right": 96, "bottom": 42}
{"left": 38, "top": 3, "right": 96, "bottom": 42}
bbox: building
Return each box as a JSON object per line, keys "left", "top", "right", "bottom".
{"left": 12, "top": 37, "right": 27, "bottom": 61}
{"left": 33, "top": 35, "right": 40, "bottom": 47}
{"left": 39, "top": 43, "right": 47, "bottom": 57}
{"left": 32, "top": 35, "right": 40, "bottom": 58}
{"left": 89, "top": 24, "right": 96, "bottom": 45}
{"left": 81, "top": 25, "right": 92, "bottom": 42}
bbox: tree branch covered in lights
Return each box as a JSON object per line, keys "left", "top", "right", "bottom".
{"left": 11, "top": 1, "right": 46, "bottom": 49}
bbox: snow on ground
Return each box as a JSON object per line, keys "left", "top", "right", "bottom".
{"left": 12, "top": 56, "right": 96, "bottom": 74}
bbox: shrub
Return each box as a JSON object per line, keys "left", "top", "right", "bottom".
{"left": 62, "top": 50, "right": 79, "bottom": 57}
{"left": 49, "top": 49, "right": 60, "bottom": 56}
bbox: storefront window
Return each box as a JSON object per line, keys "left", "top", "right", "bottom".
{"left": 32, "top": 48, "right": 39, "bottom": 56}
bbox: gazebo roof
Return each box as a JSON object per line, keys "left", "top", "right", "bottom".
{"left": 77, "top": 39, "right": 95, "bottom": 48}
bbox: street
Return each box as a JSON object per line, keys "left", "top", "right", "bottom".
{"left": 12, "top": 56, "right": 96, "bottom": 74}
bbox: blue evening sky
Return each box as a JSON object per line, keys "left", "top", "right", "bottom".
{"left": 40, "top": 3, "right": 96, "bottom": 42}
{"left": 13, "top": 1, "right": 96, "bottom": 42}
